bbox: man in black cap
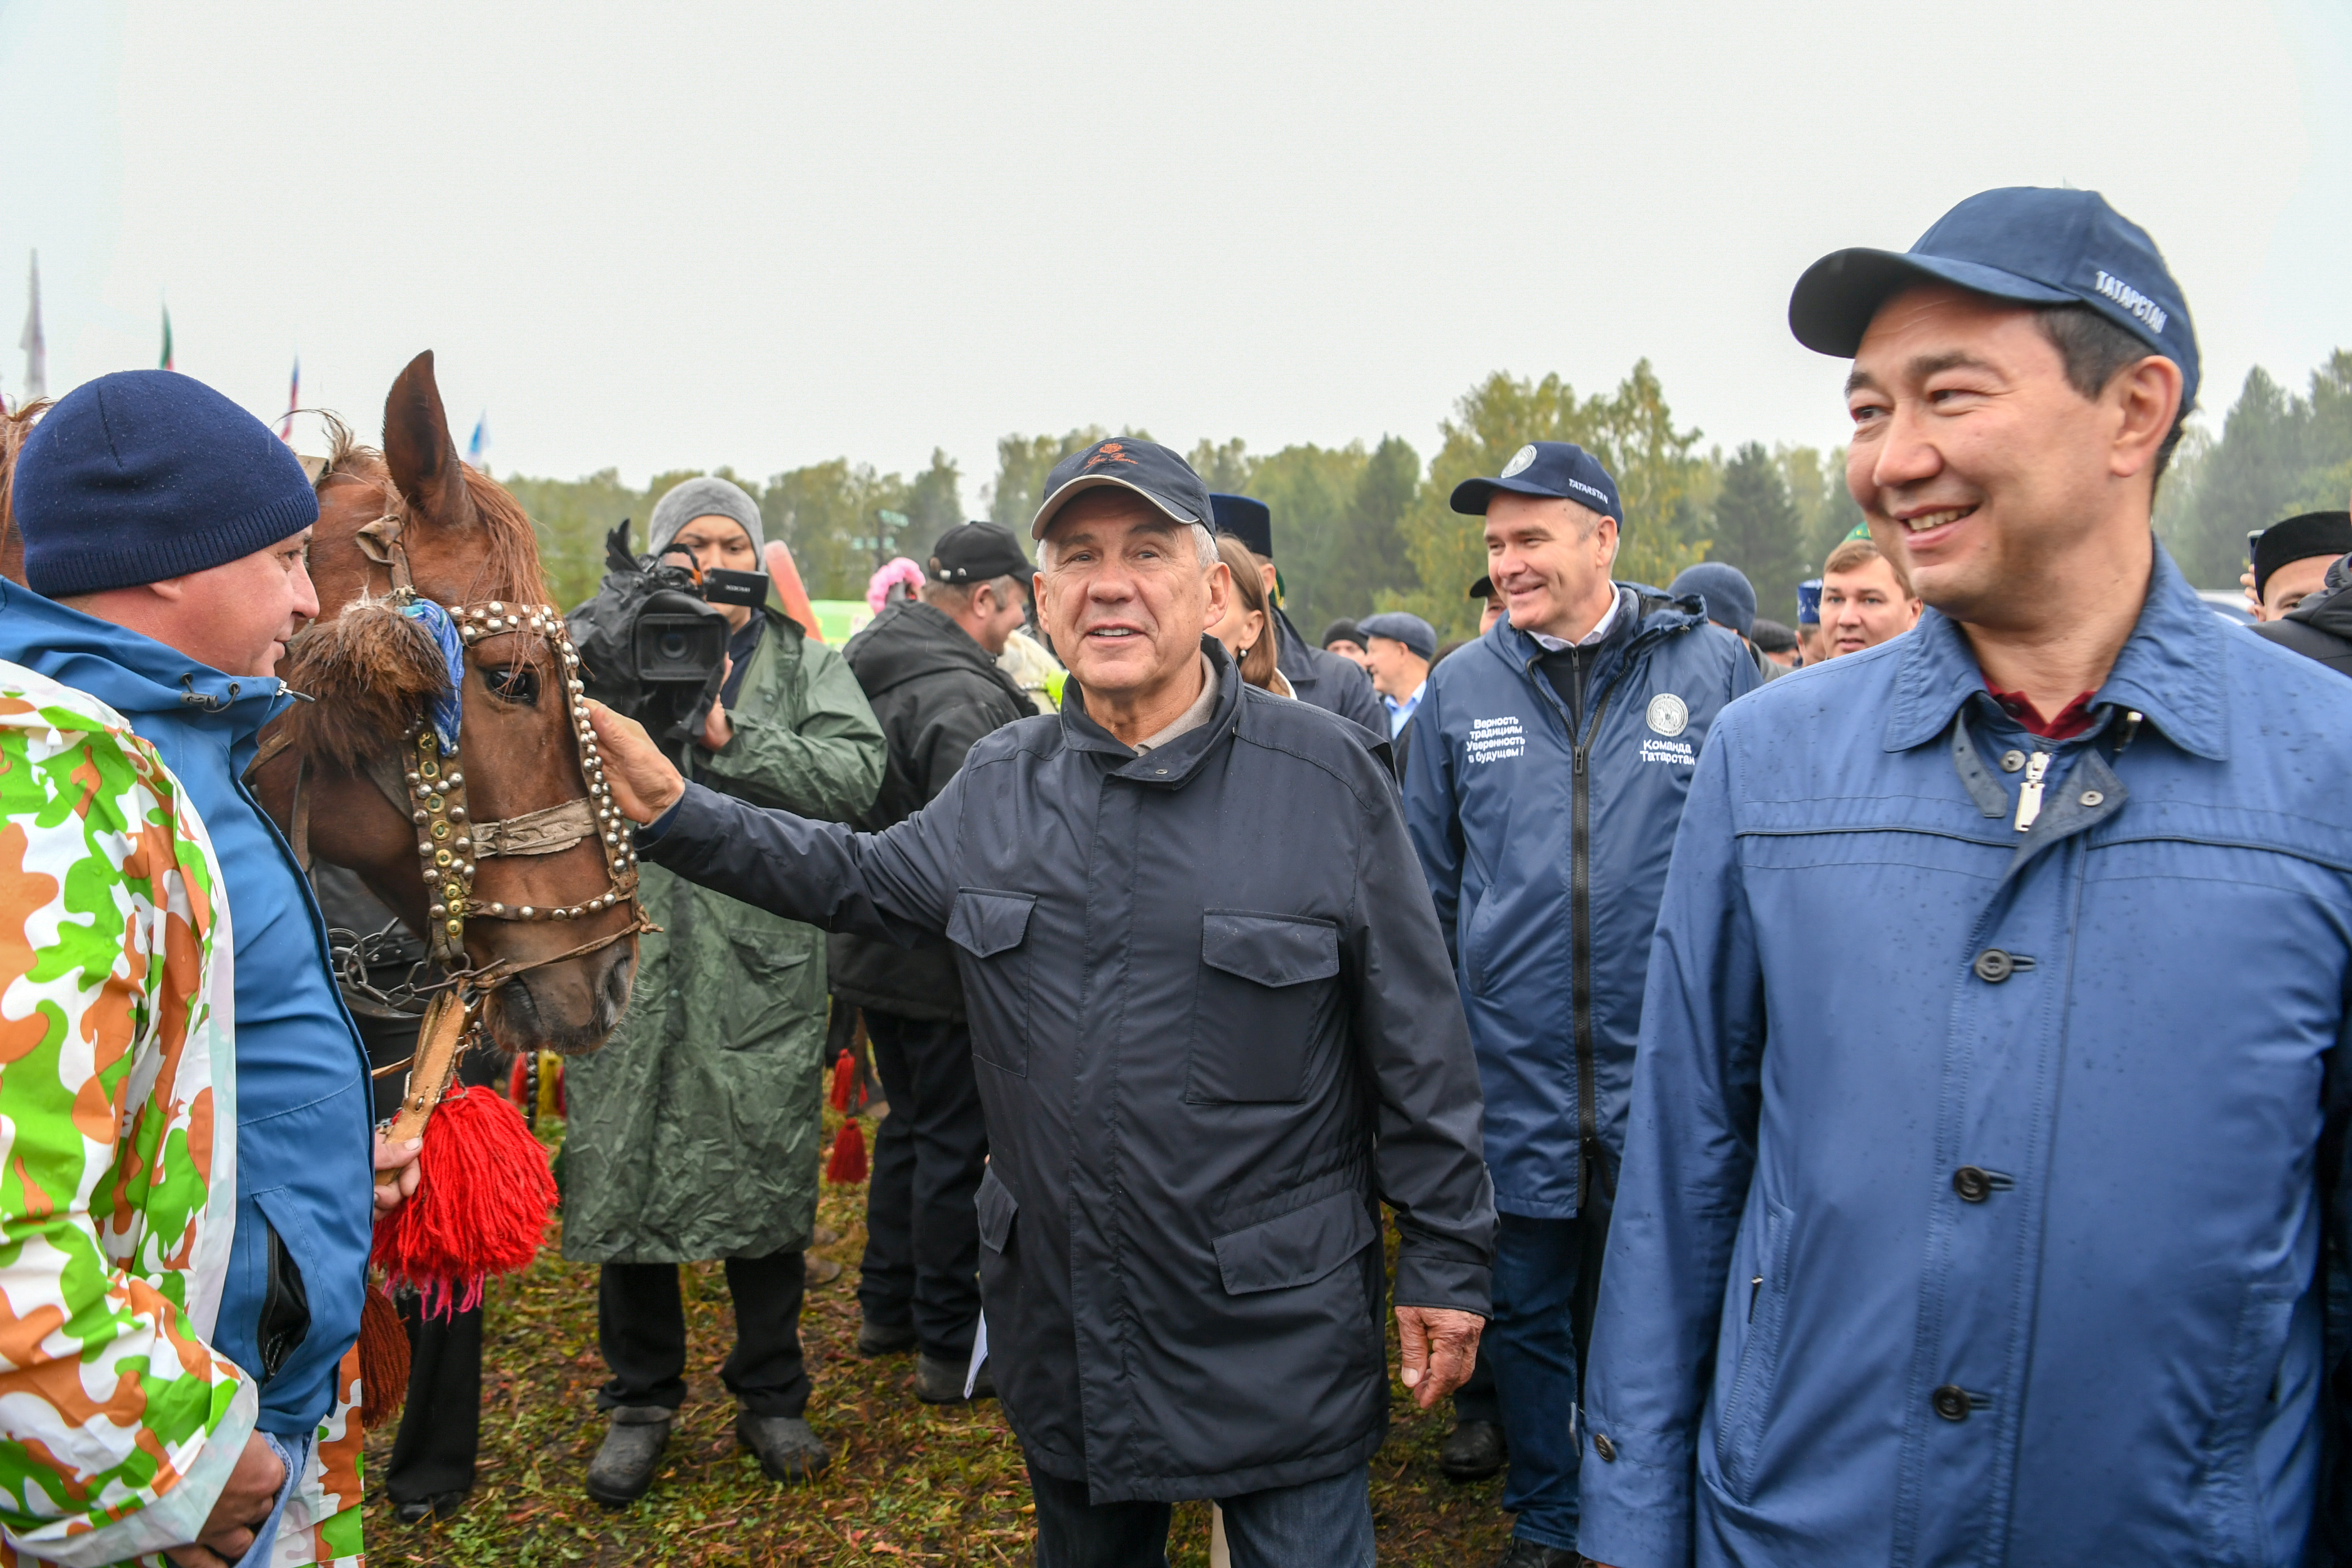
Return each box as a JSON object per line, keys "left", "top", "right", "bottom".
{"left": 1210, "top": 492, "right": 1389, "bottom": 734}
{"left": 1321, "top": 618, "right": 1372, "bottom": 670}
{"left": 588, "top": 438, "right": 1495, "bottom": 1568}
{"left": 1470, "top": 574, "right": 1506, "bottom": 637}
{"left": 2249, "top": 511, "right": 2352, "bottom": 676}
{"left": 831, "top": 520, "right": 1039, "bottom": 1402}
{"left": 2247, "top": 511, "right": 2352, "bottom": 623}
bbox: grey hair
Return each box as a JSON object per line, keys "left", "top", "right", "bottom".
{"left": 1037, "top": 520, "right": 1218, "bottom": 572}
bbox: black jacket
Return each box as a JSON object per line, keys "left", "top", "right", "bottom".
{"left": 2252, "top": 575, "right": 2352, "bottom": 678}
{"left": 642, "top": 640, "right": 1495, "bottom": 1502}
{"left": 1273, "top": 607, "right": 1388, "bottom": 735}
{"left": 826, "top": 599, "right": 1032, "bottom": 1020}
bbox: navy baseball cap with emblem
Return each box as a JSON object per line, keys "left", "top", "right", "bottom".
{"left": 1210, "top": 494, "right": 1273, "bottom": 558}
{"left": 1030, "top": 438, "right": 1214, "bottom": 541}
{"left": 1450, "top": 441, "right": 1624, "bottom": 524}
{"left": 1788, "top": 186, "right": 2199, "bottom": 414}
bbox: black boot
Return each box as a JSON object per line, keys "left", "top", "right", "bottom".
{"left": 1439, "top": 1418, "right": 1507, "bottom": 1481}
{"left": 736, "top": 1412, "right": 831, "bottom": 1482}
{"left": 1494, "top": 1542, "right": 1580, "bottom": 1568}
{"left": 856, "top": 1316, "right": 917, "bottom": 1355}
{"left": 914, "top": 1351, "right": 992, "bottom": 1404}
{"left": 583, "top": 1407, "right": 670, "bottom": 1507}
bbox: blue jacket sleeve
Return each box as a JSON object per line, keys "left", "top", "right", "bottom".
{"left": 1401, "top": 672, "right": 1465, "bottom": 968}
{"left": 1577, "top": 721, "right": 1766, "bottom": 1568}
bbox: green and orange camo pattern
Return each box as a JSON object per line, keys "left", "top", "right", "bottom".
{"left": 0, "top": 665, "right": 360, "bottom": 1568}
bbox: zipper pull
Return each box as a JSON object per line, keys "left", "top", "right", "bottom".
{"left": 2014, "top": 750, "right": 2050, "bottom": 834}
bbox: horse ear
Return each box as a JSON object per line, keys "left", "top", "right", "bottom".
{"left": 383, "top": 350, "right": 476, "bottom": 528}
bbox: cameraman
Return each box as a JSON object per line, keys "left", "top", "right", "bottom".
{"left": 562, "top": 477, "right": 884, "bottom": 1505}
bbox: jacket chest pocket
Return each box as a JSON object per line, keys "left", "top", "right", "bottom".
{"left": 947, "top": 889, "right": 1036, "bottom": 1076}
{"left": 1187, "top": 911, "right": 1342, "bottom": 1104}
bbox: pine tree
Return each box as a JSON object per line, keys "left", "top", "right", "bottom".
{"left": 1709, "top": 442, "right": 1805, "bottom": 618}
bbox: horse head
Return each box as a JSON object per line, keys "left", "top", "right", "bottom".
{"left": 252, "top": 351, "right": 639, "bottom": 1055}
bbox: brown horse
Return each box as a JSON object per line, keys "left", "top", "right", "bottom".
{"left": 246, "top": 352, "right": 639, "bottom": 1054}
{"left": 0, "top": 357, "right": 636, "bottom": 1054}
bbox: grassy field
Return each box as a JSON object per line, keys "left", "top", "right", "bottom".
{"left": 360, "top": 1113, "right": 1515, "bottom": 1566}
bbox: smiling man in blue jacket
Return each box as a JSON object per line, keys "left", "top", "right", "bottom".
{"left": 1402, "top": 444, "right": 1758, "bottom": 1566}
{"left": 1578, "top": 189, "right": 2352, "bottom": 1568}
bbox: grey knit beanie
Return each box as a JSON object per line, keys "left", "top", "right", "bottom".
{"left": 647, "top": 475, "right": 764, "bottom": 560}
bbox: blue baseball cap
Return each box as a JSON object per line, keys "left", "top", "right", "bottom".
{"left": 1797, "top": 578, "right": 1823, "bottom": 626}
{"left": 1031, "top": 438, "right": 1214, "bottom": 541}
{"left": 1788, "top": 186, "right": 2198, "bottom": 413}
{"left": 1669, "top": 562, "right": 1758, "bottom": 639}
{"left": 1450, "top": 441, "right": 1623, "bottom": 524}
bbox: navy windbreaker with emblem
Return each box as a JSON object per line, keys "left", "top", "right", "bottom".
{"left": 1404, "top": 586, "right": 1760, "bottom": 1219}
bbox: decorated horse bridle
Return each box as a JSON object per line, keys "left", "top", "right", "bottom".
{"left": 262, "top": 501, "right": 656, "bottom": 1163}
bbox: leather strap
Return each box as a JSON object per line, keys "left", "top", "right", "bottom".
{"left": 471, "top": 796, "right": 598, "bottom": 858}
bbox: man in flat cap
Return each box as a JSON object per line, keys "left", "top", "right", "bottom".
{"left": 1209, "top": 492, "right": 1389, "bottom": 734}
{"left": 586, "top": 438, "right": 1495, "bottom": 1567}
{"left": 1581, "top": 188, "right": 2352, "bottom": 1568}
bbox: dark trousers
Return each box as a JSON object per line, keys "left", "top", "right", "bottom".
{"left": 1454, "top": 1339, "right": 1500, "bottom": 1426}
{"left": 858, "top": 1009, "right": 988, "bottom": 1359}
{"left": 359, "top": 1003, "right": 511, "bottom": 1504}
{"left": 1028, "top": 1462, "right": 1374, "bottom": 1568}
{"left": 1488, "top": 1189, "right": 1614, "bottom": 1553}
{"left": 385, "top": 1297, "right": 483, "bottom": 1503}
{"left": 596, "top": 1250, "right": 809, "bottom": 1418}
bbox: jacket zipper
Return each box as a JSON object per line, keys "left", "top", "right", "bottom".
{"left": 1571, "top": 675, "right": 1619, "bottom": 1213}
{"left": 2014, "top": 750, "right": 2050, "bottom": 833}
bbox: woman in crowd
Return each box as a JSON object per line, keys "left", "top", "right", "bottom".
{"left": 1211, "top": 532, "right": 1294, "bottom": 696}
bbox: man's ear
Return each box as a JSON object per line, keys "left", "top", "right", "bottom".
{"left": 2110, "top": 354, "right": 2184, "bottom": 481}
{"left": 1205, "top": 561, "right": 1235, "bottom": 629}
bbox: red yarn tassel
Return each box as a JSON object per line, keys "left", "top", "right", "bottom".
{"left": 371, "top": 1085, "right": 556, "bottom": 1317}
{"left": 825, "top": 1119, "right": 868, "bottom": 1184}
{"left": 507, "top": 1052, "right": 529, "bottom": 1107}
{"left": 827, "top": 1050, "right": 855, "bottom": 1112}
{"left": 358, "top": 1282, "right": 410, "bottom": 1429}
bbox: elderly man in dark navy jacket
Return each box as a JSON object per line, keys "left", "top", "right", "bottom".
{"left": 1402, "top": 443, "right": 1759, "bottom": 1568}
{"left": 587, "top": 438, "right": 1495, "bottom": 1568}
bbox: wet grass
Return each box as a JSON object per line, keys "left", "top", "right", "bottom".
{"left": 362, "top": 1115, "right": 1512, "bottom": 1565}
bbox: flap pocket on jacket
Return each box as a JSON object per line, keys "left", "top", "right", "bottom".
{"left": 1214, "top": 1190, "right": 1376, "bottom": 1295}
{"left": 974, "top": 1166, "right": 1018, "bottom": 1254}
{"left": 948, "top": 889, "right": 1036, "bottom": 958}
{"left": 1201, "top": 912, "right": 1340, "bottom": 988}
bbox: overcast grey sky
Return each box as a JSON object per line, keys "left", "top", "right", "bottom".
{"left": 3, "top": 1, "right": 2346, "bottom": 508}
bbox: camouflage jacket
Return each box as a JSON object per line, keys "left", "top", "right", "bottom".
{"left": 0, "top": 663, "right": 361, "bottom": 1567}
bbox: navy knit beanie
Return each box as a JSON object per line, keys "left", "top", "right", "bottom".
{"left": 13, "top": 370, "right": 319, "bottom": 599}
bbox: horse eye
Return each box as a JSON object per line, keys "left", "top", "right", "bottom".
{"left": 484, "top": 666, "right": 540, "bottom": 705}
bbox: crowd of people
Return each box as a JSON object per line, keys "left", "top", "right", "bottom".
{"left": 0, "top": 180, "right": 2346, "bottom": 1568}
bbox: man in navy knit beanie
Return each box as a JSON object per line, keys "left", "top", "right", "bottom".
{"left": 3, "top": 369, "right": 416, "bottom": 1566}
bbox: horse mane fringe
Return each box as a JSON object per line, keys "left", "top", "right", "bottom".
{"left": 279, "top": 598, "right": 449, "bottom": 769}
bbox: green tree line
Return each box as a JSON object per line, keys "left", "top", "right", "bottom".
{"left": 502, "top": 349, "right": 2352, "bottom": 638}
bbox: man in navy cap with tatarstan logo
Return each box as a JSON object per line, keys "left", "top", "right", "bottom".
{"left": 1578, "top": 187, "right": 2352, "bottom": 1567}
{"left": 1400, "top": 440, "right": 1758, "bottom": 1567}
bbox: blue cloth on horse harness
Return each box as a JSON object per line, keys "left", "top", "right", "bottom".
{"left": 397, "top": 598, "right": 466, "bottom": 755}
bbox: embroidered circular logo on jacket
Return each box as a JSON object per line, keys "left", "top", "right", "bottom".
{"left": 1500, "top": 444, "right": 1538, "bottom": 478}
{"left": 1646, "top": 693, "right": 1689, "bottom": 737}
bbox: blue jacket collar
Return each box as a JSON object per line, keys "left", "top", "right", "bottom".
{"left": 1883, "top": 543, "right": 2226, "bottom": 760}
{"left": 1490, "top": 583, "right": 1705, "bottom": 671}
{"left": 0, "top": 577, "right": 296, "bottom": 747}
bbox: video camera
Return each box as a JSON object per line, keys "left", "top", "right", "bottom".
{"left": 565, "top": 521, "right": 770, "bottom": 749}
